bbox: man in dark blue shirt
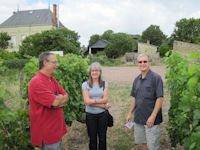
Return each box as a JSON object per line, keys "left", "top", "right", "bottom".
{"left": 126, "top": 53, "right": 164, "bottom": 150}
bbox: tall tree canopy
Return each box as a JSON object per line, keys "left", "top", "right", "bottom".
{"left": 101, "top": 30, "right": 114, "bottom": 42}
{"left": 104, "top": 33, "right": 133, "bottom": 58}
{"left": 19, "top": 28, "right": 80, "bottom": 57}
{"left": 141, "top": 25, "right": 167, "bottom": 46}
{"left": 0, "top": 32, "right": 11, "bottom": 49}
{"left": 171, "top": 18, "right": 200, "bottom": 43}
{"left": 89, "top": 34, "right": 100, "bottom": 46}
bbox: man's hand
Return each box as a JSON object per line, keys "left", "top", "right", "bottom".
{"left": 146, "top": 115, "right": 156, "bottom": 128}
{"left": 126, "top": 112, "right": 132, "bottom": 123}
{"left": 52, "top": 94, "right": 69, "bottom": 108}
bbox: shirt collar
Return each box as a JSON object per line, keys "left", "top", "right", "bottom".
{"left": 139, "top": 69, "right": 152, "bottom": 80}
{"left": 38, "top": 71, "right": 52, "bottom": 81}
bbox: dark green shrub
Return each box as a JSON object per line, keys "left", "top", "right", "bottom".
{"left": 3, "top": 59, "right": 29, "bottom": 69}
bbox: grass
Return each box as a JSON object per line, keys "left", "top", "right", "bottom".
{"left": 107, "top": 83, "right": 136, "bottom": 150}
{"left": 0, "top": 69, "right": 23, "bottom": 109}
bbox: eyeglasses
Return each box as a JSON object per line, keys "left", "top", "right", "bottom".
{"left": 47, "top": 59, "right": 58, "bottom": 64}
{"left": 138, "top": 61, "right": 148, "bottom": 64}
{"left": 91, "top": 69, "right": 100, "bottom": 72}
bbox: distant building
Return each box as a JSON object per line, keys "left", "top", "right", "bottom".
{"left": 88, "top": 39, "right": 110, "bottom": 55}
{"left": 138, "top": 40, "right": 158, "bottom": 55}
{"left": 125, "top": 40, "right": 160, "bottom": 64}
{"left": 173, "top": 40, "right": 200, "bottom": 55}
{"left": 0, "top": 4, "right": 65, "bottom": 52}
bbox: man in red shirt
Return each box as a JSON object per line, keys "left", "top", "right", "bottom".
{"left": 28, "top": 52, "right": 69, "bottom": 150}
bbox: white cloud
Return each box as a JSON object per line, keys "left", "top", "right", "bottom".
{"left": 0, "top": 0, "right": 199, "bottom": 46}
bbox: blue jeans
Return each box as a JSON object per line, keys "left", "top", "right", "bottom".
{"left": 42, "top": 140, "right": 62, "bottom": 150}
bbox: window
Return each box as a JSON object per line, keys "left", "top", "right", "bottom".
{"left": 11, "top": 35, "right": 16, "bottom": 47}
{"left": 21, "top": 35, "right": 26, "bottom": 41}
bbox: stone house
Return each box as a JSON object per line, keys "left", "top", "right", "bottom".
{"left": 0, "top": 4, "right": 65, "bottom": 52}
{"left": 125, "top": 40, "right": 160, "bottom": 64}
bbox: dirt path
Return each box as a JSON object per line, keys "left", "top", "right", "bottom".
{"left": 62, "top": 66, "right": 181, "bottom": 150}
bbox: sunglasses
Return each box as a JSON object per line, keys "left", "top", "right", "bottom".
{"left": 138, "top": 61, "right": 148, "bottom": 64}
{"left": 47, "top": 60, "right": 58, "bottom": 64}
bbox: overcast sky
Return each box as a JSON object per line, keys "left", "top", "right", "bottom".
{"left": 0, "top": 0, "right": 199, "bottom": 46}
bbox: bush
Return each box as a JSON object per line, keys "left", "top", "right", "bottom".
{"left": 22, "top": 54, "right": 89, "bottom": 125}
{"left": 88, "top": 55, "right": 124, "bottom": 66}
{"left": 165, "top": 52, "right": 200, "bottom": 149}
{"left": 0, "top": 48, "right": 20, "bottom": 60}
{"left": 3, "top": 59, "right": 29, "bottom": 69}
{"left": 0, "top": 81, "right": 33, "bottom": 149}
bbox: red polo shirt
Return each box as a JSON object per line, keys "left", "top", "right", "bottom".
{"left": 28, "top": 72, "right": 67, "bottom": 147}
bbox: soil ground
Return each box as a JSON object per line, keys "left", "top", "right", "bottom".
{"left": 61, "top": 66, "right": 183, "bottom": 150}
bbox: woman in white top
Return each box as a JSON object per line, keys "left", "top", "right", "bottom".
{"left": 82, "top": 62, "right": 110, "bottom": 150}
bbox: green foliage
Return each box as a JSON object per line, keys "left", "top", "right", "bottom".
{"left": 89, "top": 34, "right": 100, "bottom": 45}
{"left": 0, "top": 61, "right": 8, "bottom": 75}
{"left": 0, "top": 48, "right": 20, "bottom": 60}
{"left": 158, "top": 40, "right": 172, "bottom": 57}
{"left": 0, "top": 73, "right": 33, "bottom": 149}
{"left": 19, "top": 28, "right": 80, "bottom": 57}
{"left": 3, "top": 59, "right": 29, "bottom": 69}
{"left": 141, "top": 25, "right": 167, "bottom": 46}
{"left": 171, "top": 18, "right": 200, "bottom": 43}
{"left": 101, "top": 30, "right": 114, "bottom": 41}
{"left": 165, "top": 51, "right": 200, "bottom": 149}
{"left": 88, "top": 55, "right": 124, "bottom": 66}
{"left": 0, "top": 32, "right": 11, "bottom": 49}
{"left": 96, "top": 51, "right": 106, "bottom": 56}
{"left": 104, "top": 33, "right": 133, "bottom": 58}
{"left": 22, "top": 54, "right": 89, "bottom": 125}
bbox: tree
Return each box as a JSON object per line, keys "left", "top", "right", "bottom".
{"left": 158, "top": 40, "right": 172, "bottom": 57}
{"left": 141, "top": 25, "right": 167, "bottom": 46}
{"left": 19, "top": 28, "right": 80, "bottom": 57}
{"left": 89, "top": 34, "right": 100, "bottom": 45}
{"left": 171, "top": 18, "right": 200, "bottom": 43}
{"left": 104, "top": 33, "right": 133, "bottom": 58}
{"left": 101, "top": 30, "right": 114, "bottom": 41}
{"left": 0, "top": 32, "right": 11, "bottom": 49}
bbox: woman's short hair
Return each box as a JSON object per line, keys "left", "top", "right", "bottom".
{"left": 88, "top": 62, "right": 104, "bottom": 88}
{"left": 137, "top": 53, "right": 152, "bottom": 62}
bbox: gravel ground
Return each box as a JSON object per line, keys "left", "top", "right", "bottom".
{"left": 101, "top": 66, "right": 166, "bottom": 83}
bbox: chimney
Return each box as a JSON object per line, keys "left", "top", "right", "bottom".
{"left": 53, "top": 4, "right": 57, "bottom": 24}
{"left": 147, "top": 40, "right": 150, "bottom": 44}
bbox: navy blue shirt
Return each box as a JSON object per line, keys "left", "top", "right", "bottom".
{"left": 130, "top": 70, "right": 163, "bottom": 125}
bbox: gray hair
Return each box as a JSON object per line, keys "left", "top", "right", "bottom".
{"left": 89, "top": 62, "right": 102, "bottom": 72}
{"left": 137, "top": 53, "right": 152, "bottom": 62}
{"left": 39, "top": 52, "right": 55, "bottom": 69}
{"left": 88, "top": 62, "right": 104, "bottom": 88}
